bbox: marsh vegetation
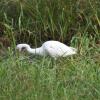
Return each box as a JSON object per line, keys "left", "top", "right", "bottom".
{"left": 0, "top": 0, "right": 100, "bottom": 99}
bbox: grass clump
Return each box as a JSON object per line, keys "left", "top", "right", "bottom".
{"left": 0, "top": 0, "right": 100, "bottom": 100}
{"left": 0, "top": 0, "right": 100, "bottom": 44}
{"left": 0, "top": 45, "right": 100, "bottom": 100}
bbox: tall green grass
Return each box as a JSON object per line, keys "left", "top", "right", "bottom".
{"left": 0, "top": 0, "right": 99, "bottom": 44}
{"left": 0, "top": 44, "right": 100, "bottom": 100}
{"left": 0, "top": 0, "right": 100, "bottom": 100}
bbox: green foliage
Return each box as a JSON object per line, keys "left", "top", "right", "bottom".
{"left": 0, "top": 0, "right": 100, "bottom": 99}
{"left": 0, "top": 0, "right": 99, "bottom": 44}
{"left": 0, "top": 45, "right": 100, "bottom": 100}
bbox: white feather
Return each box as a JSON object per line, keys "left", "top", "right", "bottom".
{"left": 16, "top": 40, "right": 77, "bottom": 59}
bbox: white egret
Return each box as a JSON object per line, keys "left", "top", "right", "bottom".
{"left": 16, "top": 40, "right": 77, "bottom": 59}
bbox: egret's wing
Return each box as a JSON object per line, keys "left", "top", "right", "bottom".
{"left": 44, "top": 44, "right": 66, "bottom": 58}
{"left": 43, "top": 41, "right": 77, "bottom": 58}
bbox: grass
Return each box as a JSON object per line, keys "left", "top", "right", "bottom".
{"left": 0, "top": 0, "right": 100, "bottom": 100}
{"left": 0, "top": 45, "right": 100, "bottom": 100}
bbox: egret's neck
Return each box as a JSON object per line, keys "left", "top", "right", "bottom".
{"left": 26, "top": 47, "right": 44, "bottom": 56}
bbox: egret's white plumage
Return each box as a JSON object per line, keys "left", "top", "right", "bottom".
{"left": 16, "top": 40, "right": 77, "bottom": 59}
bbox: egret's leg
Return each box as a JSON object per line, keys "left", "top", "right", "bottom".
{"left": 50, "top": 58, "right": 54, "bottom": 68}
{"left": 49, "top": 58, "right": 56, "bottom": 68}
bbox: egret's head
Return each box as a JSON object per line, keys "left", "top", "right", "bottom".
{"left": 16, "top": 44, "right": 30, "bottom": 52}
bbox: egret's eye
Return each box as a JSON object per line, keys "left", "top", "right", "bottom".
{"left": 21, "top": 47, "right": 26, "bottom": 51}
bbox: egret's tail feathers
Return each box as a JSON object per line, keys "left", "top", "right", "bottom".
{"left": 70, "top": 47, "right": 77, "bottom": 53}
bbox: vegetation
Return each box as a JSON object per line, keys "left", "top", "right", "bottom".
{"left": 0, "top": 0, "right": 100, "bottom": 100}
